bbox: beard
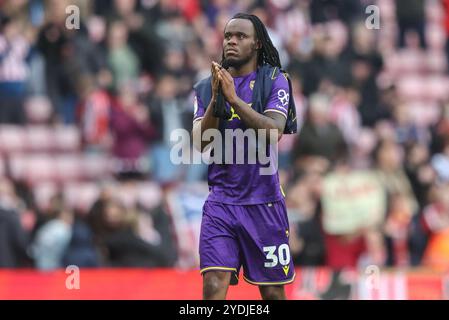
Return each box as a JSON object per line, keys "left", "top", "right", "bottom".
{"left": 223, "top": 53, "right": 253, "bottom": 69}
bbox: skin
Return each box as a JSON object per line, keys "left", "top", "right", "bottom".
{"left": 194, "top": 18, "right": 288, "bottom": 300}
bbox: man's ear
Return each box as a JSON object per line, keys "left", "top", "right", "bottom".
{"left": 255, "top": 39, "right": 262, "bottom": 50}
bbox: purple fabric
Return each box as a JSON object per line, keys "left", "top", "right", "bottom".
{"left": 193, "top": 71, "right": 290, "bottom": 205}
{"left": 199, "top": 199, "right": 295, "bottom": 285}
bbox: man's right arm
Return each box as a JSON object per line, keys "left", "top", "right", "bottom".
{"left": 192, "top": 97, "right": 219, "bottom": 152}
{"left": 192, "top": 62, "right": 221, "bottom": 152}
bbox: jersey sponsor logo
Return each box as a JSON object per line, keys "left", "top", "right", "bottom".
{"left": 228, "top": 106, "right": 241, "bottom": 121}
{"left": 227, "top": 103, "right": 252, "bottom": 121}
{"left": 277, "top": 89, "right": 289, "bottom": 107}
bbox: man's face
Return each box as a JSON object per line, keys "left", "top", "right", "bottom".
{"left": 223, "top": 18, "right": 259, "bottom": 68}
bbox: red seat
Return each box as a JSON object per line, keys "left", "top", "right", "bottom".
{"left": 0, "top": 126, "right": 26, "bottom": 154}
{"left": 427, "top": 50, "right": 447, "bottom": 73}
{"left": 406, "top": 100, "right": 440, "bottom": 127}
{"left": 54, "top": 126, "right": 81, "bottom": 152}
{"left": 25, "top": 126, "right": 55, "bottom": 152}
{"left": 64, "top": 182, "right": 101, "bottom": 214}
{"left": 9, "top": 153, "right": 27, "bottom": 181}
{"left": 137, "top": 182, "right": 163, "bottom": 210}
{"left": 396, "top": 50, "right": 425, "bottom": 74}
{"left": 55, "top": 154, "right": 83, "bottom": 182}
{"left": 24, "top": 96, "right": 52, "bottom": 124}
{"left": 33, "top": 181, "right": 58, "bottom": 211}
{"left": 82, "top": 154, "right": 112, "bottom": 180}
{"left": 0, "top": 156, "right": 5, "bottom": 177}
{"left": 116, "top": 182, "right": 139, "bottom": 208}
{"left": 397, "top": 76, "right": 426, "bottom": 100}
{"left": 426, "top": 23, "right": 446, "bottom": 50}
{"left": 25, "top": 154, "right": 56, "bottom": 183}
{"left": 425, "top": 76, "right": 449, "bottom": 100}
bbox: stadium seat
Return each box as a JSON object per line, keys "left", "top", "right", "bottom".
{"left": 396, "top": 49, "right": 426, "bottom": 74}
{"left": 425, "top": 75, "right": 449, "bottom": 100}
{"left": 378, "top": 0, "right": 396, "bottom": 20}
{"left": 137, "top": 182, "right": 163, "bottom": 210}
{"left": 406, "top": 100, "right": 441, "bottom": 127}
{"left": 25, "top": 126, "right": 55, "bottom": 152}
{"left": 24, "top": 96, "right": 52, "bottom": 124}
{"left": 25, "top": 154, "right": 56, "bottom": 183}
{"left": 55, "top": 154, "right": 83, "bottom": 182}
{"left": 116, "top": 182, "right": 139, "bottom": 208}
{"left": 33, "top": 181, "right": 58, "bottom": 211}
{"left": 64, "top": 182, "right": 101, "bottom": 213}
{"left": 426, "top": 1, "right": 444, "bottom": 24}
{"left": 8, "top": 154, "right": 28, "bottom": 181}
{"left": 397, "top": 76, "right": 426, "bottom": 100}
{"left": 0, "top": 126, "right": 26, "bottom": 154}
{"left": 9, "top": 153, "right": 55, "bottom": 183}
{"left": 0, "top": 156, "right": 4, "bottom": 177}
{"left": 427, "top": 50, "right": 447, "bottom": 73}
{"left": 53, "top": 126, "right": 81, "bottom": 152}
{"left": 82, "top": 154, "right": 112, "bottom": 180}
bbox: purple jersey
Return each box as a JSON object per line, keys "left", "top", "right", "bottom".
{"left": 193, "top": 70, "right": 290, "bottom": 205}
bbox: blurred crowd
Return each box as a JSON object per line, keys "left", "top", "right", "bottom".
{"left": 1, "top": 0, "right": 449, "bottom": 272}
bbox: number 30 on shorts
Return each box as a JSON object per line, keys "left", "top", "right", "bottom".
{"left": 263, "top": 244, "right": 291, "bottom": 268}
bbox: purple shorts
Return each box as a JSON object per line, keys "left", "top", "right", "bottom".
{"left": 199, "top": 199, "right": 295, "bottom": 286}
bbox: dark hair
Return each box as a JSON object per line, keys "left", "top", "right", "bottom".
{"left": 222, "top": 13, "right": 281, "bottom": 68}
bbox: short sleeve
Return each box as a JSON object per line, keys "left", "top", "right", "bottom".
{"left": 193, "top": 92, "right": 205, "bottom": 122}
{"left": 263, "top": 72, "right": 290, "bottom": 119}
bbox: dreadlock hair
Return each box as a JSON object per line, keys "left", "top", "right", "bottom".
{"left": 221, "top": 13, "right": 281, "bottom": 68}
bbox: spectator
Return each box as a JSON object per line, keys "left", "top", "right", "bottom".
{"left": 404, "top": 143, "right": 436, "bottom": 208}
{"left": 110, "top": 82, "right": 157, "bottom": 179}
{"left": 30, "top": 194, "right": 74, "bottom": 270}
{"left": 291, "top": 93, "right": 347, "bottom": 174}
{"left": 396, "top": 0, "right": 426, "bottom": 48}
{"left": 349, "top": 54, "right": 381, "bottom": 127}
{"left": 149, "top": 74, "right": 190, "bottom": 183}
{"left": 107, "top": 20, "right": 140, "bottom": 91}
{"left": 88, "top": 195, "right": 172, "bottom": 267}
{"left": 287, "top": 174, "right": 325, "bottom": 266}
{"left": 76, "top": 74, "right": 112, "bottom": 151}
{"left": 0, "top": 15, "right": 30, "bottom": 124}
{"left": 374, "top": 139, "right": 418, "bottom": 215}
{"left": 421, "top": 182, "right": 449, "bottom": 271}
{"left": 443, "top": 0, "right": 449, "bottom": 71}
{"left": 431, "top": 138, "right": 449, "bottom": 183}
{"left": 0, "top": 179, "right": 29, "bottom": 268}
{"left": 62, "top": 215, "right": 100, "bottom": 268}
{"left": 392, "top": 103, "right": 429, "bottom": 146}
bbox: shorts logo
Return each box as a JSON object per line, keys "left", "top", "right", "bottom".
{"left": 283, "top": 265, "right": 290, "bottom": 276}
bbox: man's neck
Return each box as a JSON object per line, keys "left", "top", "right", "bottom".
{"left": 228, "top": 59, "right": 258, "bottom": 77}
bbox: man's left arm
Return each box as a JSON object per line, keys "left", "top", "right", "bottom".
{"left": 217, "top": 67, "right": 286, "bottom": 141}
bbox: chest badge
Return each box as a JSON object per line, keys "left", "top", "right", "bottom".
{"left": 249, "top": 80, "right": 255, "bottom": 91}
